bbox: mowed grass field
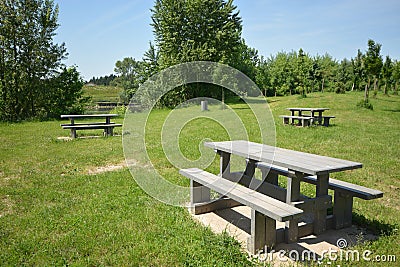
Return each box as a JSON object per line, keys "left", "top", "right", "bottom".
{"left": 0, "top": 91, "right": 399, "bottom": 266}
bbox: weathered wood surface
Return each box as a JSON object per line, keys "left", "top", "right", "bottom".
{"left": 62, "top": 124, "right": 122, "bottom": 129}
{"left": 180, "top": 168, "right": 303, "bottom": 222}
{"left": 286, "top": 107, "right": 330, "bottom": 112}
{"left": 180, "top": 167, "right": 303, "bottom": 253}
{"left": 60, "top": 122, "right": 116, "bottom": 127}
{"left": 60, "top": 114, "right": 118, "bottom": 119}
{"left": 205, "top": 140, "right": 362, "bottom": 175}
{"left": 280, "top": 115, "right": 313, "bottom": 127}
{"left": 279, "top": 115, "right": 313, "bottom": 120}
{"left": 301, "top": 175, "right": 383, "bottom": 200}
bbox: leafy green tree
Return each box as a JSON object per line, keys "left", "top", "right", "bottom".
{"left": 295, "top": 48, "right": 312, "bottom": 96}
{"left": 392, "top": 60, "right": 400, "bottom": 95}
{"left": 43, "top": 67, "right": 88, "bottom": 118}
{"left": 152, "top": 0, "right": 242, "bottom": 66}
{"left": 255, "top": 56, "right": 272, "bottom": 96}
{"left": 364, "top": 39, "right": 383, "bottom": 100}
{"left": 314, "top": 54, "right": 337, "bottom": 93}
{"left": 112, "top": 57, "right": 144, "bottom": 103}
{"left": 150, "top": 0, "right": 243, "bottom": 104}
{"left": 334, "top": 59, "right": 353, "bottom": 93}
{"left": 351, "top": 50, "right": 366, "bottom": 91}
{"left": 0, "top": 0, "right": 85, "bottom": 121}
{"left": 142, "top": 41, "right": 159, "bottom": 78}
{"left": 381, "top": 55, "right": 393, "bottom": 95}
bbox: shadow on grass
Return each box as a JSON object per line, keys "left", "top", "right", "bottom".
{"left": 266, "top": 99, "right": 280, "bottom": 104}
{"left": 383, "top": 108, "right": 400, "bottom": 113}
{"left": 352, "top": 212, "right": 398, "bottom": 236}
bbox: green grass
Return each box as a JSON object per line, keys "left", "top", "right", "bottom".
{"left": 83, "top": 85, "right": 123, "bottom": 103}
{"left": 1, "top": 91, "right": 399, "bottom": 266}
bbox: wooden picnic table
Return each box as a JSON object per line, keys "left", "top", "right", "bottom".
{"left": 280, "top": 108, "right": 335, "bottom": 126}
{"left": 180, "top": 140, "right": 382, "bottom": 253}
{"left": 60, "top": 114, "right": 121, "bottom": 138}
{"left": 286, "top": 107, "right": 330, "bottom": 126}
{"left": 287, "top": 107, "right": 329, "bottom": 117}
{"left": 204, "top": 140, "right": 362, "bottom": 236}
{"left": 61, "top": 114, "right": 119, "bottom": 125}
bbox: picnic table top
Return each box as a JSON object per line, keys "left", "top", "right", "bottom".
{"left": 204, "top": 140, "right": 362, "bottom": 176}
{"left": 60, "top": 114, "right": 119, "bottom": 119}
{"left": 286, "top": 107, "right": 330, "bottom": 112}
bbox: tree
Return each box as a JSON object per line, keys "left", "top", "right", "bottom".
{"left": 43, "top": 67, "right": 88, "bottom": 118}
{"left": 152, "top": 0, "right": 242, "bottom": 66}
{"left": 351, "top": 50, "right": 366, "bottom": 91}
{"left": 364, "top": 39, "right": 383, "bottom": 100}
{"left": 142, "top": 41, "right": 159, "bottom": 78}
{"left": 295, "top": 48, "right": 312, "bottom": 96}
{"left": 392, "top": 60, "right": 400, "bottom": 95}
{"left": 314, "top": 53, "right": 337, "bottom": 93}
{"left": 0, "top": 0, "right": 84, "bottom": 121}
{"left": 334, "top": 59, "right": 353, "bottom": 93}
{"left": 381, "top": 55, "right": 393, "bottom": 95}
{"left": 112, "top": 57, "right": 144, "bottom": 103}
{"left": 150, "top": 0, "right": 243, "bottom": 104}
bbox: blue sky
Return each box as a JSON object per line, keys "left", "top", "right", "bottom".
{"left": 54, "top": 0, "right": 400, "bottom": 80}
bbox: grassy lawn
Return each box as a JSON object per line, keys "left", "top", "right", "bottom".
{"left": 83, "top": 85, "right": 123, "bottom": 103}
{"left": 0, "top": 91, "right": 399, "bottom": 266}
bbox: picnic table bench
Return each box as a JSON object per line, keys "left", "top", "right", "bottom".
{"left": 60, "top": 114, "right": 122, "bottom": 138}
{"left": 179, "top": 140, "right": 383, "bottom": 254}
{"left": 180, "top": 168, "right": 303, "bottom": 253}
{"left": 281, "top": 107, "right": 335, "bottom": 127}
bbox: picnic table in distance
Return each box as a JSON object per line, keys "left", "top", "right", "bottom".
{"left": 60, "top": 114, "right": 122, "bottom": 138}
{"left": 280, "top": 107, "right": 335, "bottom": 127}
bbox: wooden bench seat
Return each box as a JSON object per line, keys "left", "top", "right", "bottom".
{"left": 62, "top": 123, "right": 122, "bottom": 138}
{"left": 320, "top": 115, "right": 335, "bottom": 126}
{"left": 60, "top": 122, "right": 116, "bottom": 127}
{"left": 279, "top": 115, "right": 313, "bottom": 127}
{"left": 255, "top": 162, "right": 383, "bottom": 229}
{"left": 179, "top": 168, "right": 303, "bottom": 253}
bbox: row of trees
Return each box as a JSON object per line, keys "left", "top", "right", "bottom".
{"left": 113, "top": 0, "right": 399, "bottom": 107}
{"left": 256, "top": 41, "right": 400, "bottom": 100}
{"left": 87, "top": 74, "right": 117, "bottom": 86}
{"left": 0, "top": 0, "right": 87, "bottom": 121}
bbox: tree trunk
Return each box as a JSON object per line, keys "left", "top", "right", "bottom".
{"left": 221, "top": 87, "right": 225, "bottom": 110}
{"left": 321, "top": 78, "right": 325, "bottom": 93}
{"left": 351, "top": 83, "right": 354, "bottom": 92}
{"left": 373, "top": 78, "right": 378, "bottom": 98}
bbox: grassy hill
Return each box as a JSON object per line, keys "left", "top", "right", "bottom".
{"left": 83, "top": 84, "right": 123, "bottom": 103}
{"left": 0, "top": 91, "right": 399, "bottom": 266}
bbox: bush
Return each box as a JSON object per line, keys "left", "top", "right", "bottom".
{"left": 357, "top": 99, "right": 373, "bottom": 110}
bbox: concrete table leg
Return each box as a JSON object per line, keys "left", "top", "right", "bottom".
{"left": 314, "top": 173, "right": 329, "bottom": 234}
{"left": 333, "top": 190, "right": 353, "bottom": 229}
{"left": 285, "top": 171, "right": 301, "bottom": 243}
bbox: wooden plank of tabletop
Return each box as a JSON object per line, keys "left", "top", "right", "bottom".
{"left": 204, "top": 140, "right": 362, "bottom": 175}
{"left": 60, "top": 114, "right": 119, "bottom": 119}
{"left": 286, "top": 107, "right": 330, "bottom": 112}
